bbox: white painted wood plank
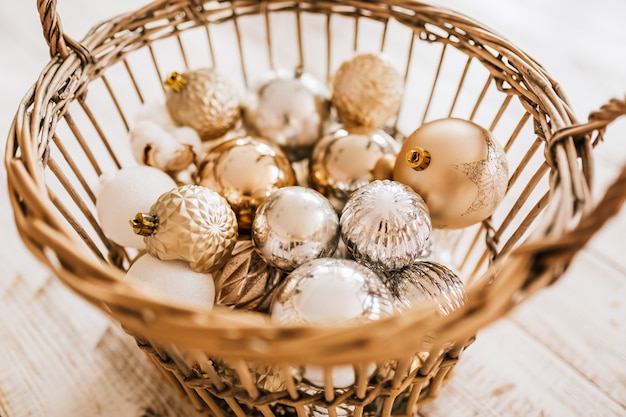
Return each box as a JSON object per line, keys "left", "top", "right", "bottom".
{"left": 0, "top": 276, "right": 201, "bottom": 417}
{"left": 419, "top": 319, "right": 626, "bottom": 417}
{"left": 510, "top": 250, "right": 626, "bottom": 406}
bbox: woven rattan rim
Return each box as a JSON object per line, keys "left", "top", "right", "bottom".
{"left": 7, "top": 0, "right": 626, "bottom": 365}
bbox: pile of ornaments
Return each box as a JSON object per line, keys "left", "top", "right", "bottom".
{"left": 96, "top": 52, "right": 509, "bottom": 396}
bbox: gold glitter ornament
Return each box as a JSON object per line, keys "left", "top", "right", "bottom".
{"left": 131, "top": 184, "right": 238, "bottom": 273}
{"left": 213, "top": 240, "right": 285, "bottom": 312}
{"left": 393, "top": 118, "right": 509, "bottom": 229}
{"left": 164, "top": 68, "right": 241, "bottom": 141}
{"left": 331, "top": 53, "right": 404, "bottom": 128}
{"left": 197, "top": 136, "right": 296, "bottom": 230}
{"left": 310, "top": 125, "right": 399, "bottom": 212}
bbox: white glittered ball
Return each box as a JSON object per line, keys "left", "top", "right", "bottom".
{"left": 126, "top": 253, "right": 215, "bottom": 309}
{"left": 96, "top": 165, "right": 177, "bottom": 248}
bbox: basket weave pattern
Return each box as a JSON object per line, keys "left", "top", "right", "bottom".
{"left": 6, "top": 1, "right": 626, "bottom": 416}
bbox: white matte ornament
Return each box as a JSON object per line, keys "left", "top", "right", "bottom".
{"left": 126, "top": 253, "right": 215, "bottom": 309}
{"left": 96, "top": 165, "right": 177, "bottom": 248}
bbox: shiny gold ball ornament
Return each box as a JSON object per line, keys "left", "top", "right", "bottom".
{"left": 197, "top": 136, "right": 296, "bottom": 230}
{"left": 252, "top": 186, "right": 340, "bottom": 272}
{"left": 393, "top": 118, "right": 509, "bottom": 229}
{"left": 310, "top": 125, "right": 399, "bottom": 212}
{"left": 340, "top": 180, "right": 432, "bottom": 272}
{"left": 331, "top": 53, "right": 404, "bottom": 128}
{"left": 130, "top": 184, "right": 238, "bottom": 273}
{"left": 242, "top": 69, "right": 331, "bottom": 162}
{"left": 164, "top": 68, "right": 240, "bottom": 141}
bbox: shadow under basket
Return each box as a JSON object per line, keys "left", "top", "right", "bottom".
{"left": 6, "top": 1, "right": 626, "bottom": 416}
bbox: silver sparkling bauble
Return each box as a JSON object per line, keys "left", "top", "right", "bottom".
{"left": 242, "top": 69, "right": 331, "bottom": 162}
{"left": 331, "top": 53, "right": 404, "bottom": 128}
{"left": 252, "top": 186, "right": 339, "bottom": 272}
{"left": 383, "top": 261, "right": 467, "bottom": 315}
{"left": 310, "top": 125, "right": 399, "bottom": 212}
{"left": 213, "top": 240, "right": 285, "bottom": 312}
{"left": 132, "top": 184, "right": 238, "bottom": 273}
{"left": 340, "top": 180, "right": 432, "bottom": 272}
{"left": 270, "top": 258, "right": 395, "bottom": 326}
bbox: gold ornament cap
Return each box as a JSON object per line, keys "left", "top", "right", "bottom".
{"left": 405, "top": 146, "right": 431, "bottom": 171}
{"left": 130, "top": 213, "right": 159, "bottom": 236}
{"left": 164, "top": 71, "right": 187, "bottom": 92}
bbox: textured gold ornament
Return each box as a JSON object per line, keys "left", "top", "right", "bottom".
{"left": 213, "top": 240, "right": 284, "bottom": 312}
{"left": 132, "top": 184, "right": 238, "bottom": 273}
{"left": 393, "top": 118, "right": 509, "bottom": 229}
{"left": 331, "top": 53, "right": 404, "bottom": 128}
{"left": 164, "top": 68, "right": 240, "bottom": 141}
{"left": 197, "top": 136, "right": 296, "bottom": 230}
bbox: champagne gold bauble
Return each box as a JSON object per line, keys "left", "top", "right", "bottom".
{"left": 252, "top": 186, "right": 340, "bottom": 272}
{"left": 197, "top": 136, "right": 296, "bottom": 230}
{"left": 310, "top": 125, "right": 399, "bottom": 212}
{"left": 242, "top": 69, "right": 331, "bottom": 162}
{"left": 340, "top": 180, "right": 432, "bottom": 272}
{"left": 331, "top": 53, "right": 404, "bottom": 128}
{"left": 213, "top": 240, "right": 284, "bottom": 312}
{"left": 393, "top": 118, "right": 509, "bottom": 229}
{"left": 131, "top": 184, "right": 238, "bottom": 273}
{"left": 164, "top": 68, "right": 240, "bottom": 141}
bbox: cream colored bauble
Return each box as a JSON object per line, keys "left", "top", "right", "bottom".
{"left": 126, "top": 253, "right": 215, "bottom": 309}
{"left": 96, "top": 165, "right": 177, "bottom": 248}
{"left": 393, "top": 118, "right": 509, "bottom": 229}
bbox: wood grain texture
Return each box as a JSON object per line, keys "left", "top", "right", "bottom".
{"left": 1, "top": 1, "right": 626, "bottom": 416}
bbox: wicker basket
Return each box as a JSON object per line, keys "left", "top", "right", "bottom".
{"left": 6, "top": 0, "right": 626, "bottom": 416}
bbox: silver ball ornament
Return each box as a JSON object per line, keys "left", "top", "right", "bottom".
{"left": 383, "top": 261, "right": 467, "bottom": 315}
{"left": 252, "top": 186, "right": 339, "bottom": 272}
{"left": 340, "top": 180, "right": 432, "bottom": 272}
{"left": 242, "top": 69, "right": 331, "bottom": 161}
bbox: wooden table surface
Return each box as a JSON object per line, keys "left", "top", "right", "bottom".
{"left": 1, "top": 1, "right": 625, "bottom": 416}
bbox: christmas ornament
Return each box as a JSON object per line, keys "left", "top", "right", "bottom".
{"left": 130, "top": 184, "right": 238, "bottom": 273}
{"left": 129, "top": 119, "right": 200, "bottom": 176}
{"left": 213, "top": 240, "right": 285, "bottom": 312}
{"left": 197, "top": 136, "right": 296, "bottom": 230}
{"left": 271, "top": 258, "right": 394, "bottom": 390}
{"left": 126, "top": 253, "right": 215, "bottom": 309}
{"left": 340, "top": 180, "right": 432, "bottom": 272}
{"left": 331, "top": 53, "right": 404, "bottom": 128}
{"left": 252, "top": 186, "right": 339, "bottom": 272}
{"left": 96, "top": 165, "right": 177, "bottom": 248}
{"left": 242, "top": 68, "right": 331, "bottom": 162}
{"left": 383, "top": 261, "right": 467, "bottom": 315}
{"left": 393, "top": 118, "right": 509, "bottom": 229}
{"left": 310, "top": 125, "right": 399, "bottom": 212}
{"left": 164, "top": 67, "right": 240, "bottom": 141}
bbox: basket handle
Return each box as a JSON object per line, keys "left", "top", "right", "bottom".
{"left": 37, "top": 0, "right": 92, "bottom": 64}
{"left": 526, "top": 95, "right": 626, "bottom": 276}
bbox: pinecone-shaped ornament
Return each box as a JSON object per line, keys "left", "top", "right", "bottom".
{"left": 131, "top": 184, "right": 238, "bottom": 273}
{"left": 164, "top": 68, "right": 241, "bottom": 141}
